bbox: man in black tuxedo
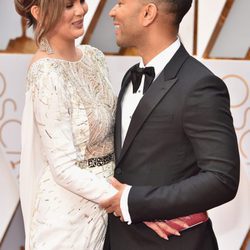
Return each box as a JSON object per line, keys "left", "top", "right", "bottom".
{"left": 101, "top": 0, "right": 240, "bottom": 249}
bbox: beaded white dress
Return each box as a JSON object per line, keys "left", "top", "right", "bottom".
{"left": 19, "top": 45, "right": 117, "bottom": 250}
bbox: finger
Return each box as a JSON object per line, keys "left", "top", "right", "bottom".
{"left": 144, "top": 222, "right": 169, "bottom": 240}
{"left": 99, "top": 198, "right": 112, "bottom": 209}
{"left": 113, "top": 212, "right": 119, "bottom": 217}
{"left": 109, "top": 177, "right": 123, "bottom": 189}
{"left": 106, "top": 205, "right": 115, "bottom": 214}
{"left": 171, "top": 218, "right": 189, "bottom": 229}
{"left": 106, "top": 204, "right": 122, "bottom": 215}
{"left": 156, "top": 221, "right": 180, "bottom": 236}
{"left": 116, "top": 209, "right": 122, "bottom": 217}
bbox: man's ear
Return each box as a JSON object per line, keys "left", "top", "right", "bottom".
{"left": 30, "top": 5, "right": 40, "bottom": 21}
{"left": 142, "top": 3, "right": 158, "bottom": 26}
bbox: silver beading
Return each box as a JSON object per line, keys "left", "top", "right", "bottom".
{"left": 76, "top": 153, "right": 114, "bottom": 169}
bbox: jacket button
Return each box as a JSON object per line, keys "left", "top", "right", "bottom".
{"left": 115, "top": 168, "right": 122, "bottom": 175}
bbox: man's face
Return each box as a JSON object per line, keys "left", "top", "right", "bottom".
{"left": 109, "top": 0, "right": 145, "bottom": 48}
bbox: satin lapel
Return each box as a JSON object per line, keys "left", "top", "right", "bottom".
{"left": 117, "top": 74, "right": 177, "bottom": 164}
{"left": 114, "top": 64, "right": 139, "bottom": 161}
{"left": 117, "top": 44, "right": 190, "bottom": 165}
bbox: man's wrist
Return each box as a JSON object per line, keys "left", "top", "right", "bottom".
{"left": 120, "top": 185, "right": 132, "bottom": 224}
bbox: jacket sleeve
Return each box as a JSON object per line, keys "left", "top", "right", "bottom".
{"left": 128, "top": 75, "right": 240, "bottom": 223}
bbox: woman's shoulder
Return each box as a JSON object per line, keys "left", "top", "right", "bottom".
{"left": 27, "top": 52, "right": 64, "bottom": 92}
{"left": 29, "top": 50, "right": 51, "bottom": 68}
{"left": 30, "top": 50, "right": 47, "bottom": 64}
{"left": 79, "top": 44, "right": 105, "bottom": 60}
{"left": 28, "top": 51, "right": 61, "bottom": 77}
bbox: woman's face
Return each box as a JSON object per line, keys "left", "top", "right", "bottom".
{"left": 51, "top": 0, "right": 88, "bottom": 41}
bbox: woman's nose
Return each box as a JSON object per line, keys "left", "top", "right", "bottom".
{"left": 76, "top": 2, "right": 88, "bottom": 16}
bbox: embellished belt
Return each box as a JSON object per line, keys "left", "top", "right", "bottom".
{"left": 77, "top": 153, "right": 114, "bottom": 169}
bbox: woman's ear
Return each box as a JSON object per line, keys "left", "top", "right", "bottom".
{"left": 142, "top": 3, "right": 158, "bottom": 26}
{"left": 30, "top": 5, "right": 40, "bottom": 21}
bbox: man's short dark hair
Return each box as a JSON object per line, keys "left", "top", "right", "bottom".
{"left": 164, "top": 0, "right": 193, "bottom": 25}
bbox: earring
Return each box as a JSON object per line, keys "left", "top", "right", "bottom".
{"left": 39, "top": 37, "right": 54, "bottom": 54}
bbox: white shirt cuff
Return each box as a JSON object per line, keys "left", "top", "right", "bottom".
{"left": 120, "top": 185, "right": 132, "bottom": 225}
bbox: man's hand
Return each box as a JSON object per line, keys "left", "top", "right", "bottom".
{"left": 100, "top": 177, "right": 127, "bottom": 221}
{"left": 100, "top": 178, "right": 189, "bottom": 240}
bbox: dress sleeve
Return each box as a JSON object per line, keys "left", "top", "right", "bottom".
{"left": 31, "top": 63, "right": 117, "bottom": 203}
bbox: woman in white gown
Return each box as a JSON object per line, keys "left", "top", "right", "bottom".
{"left": 15, "top": 0, "right": 117, "bottom": 249}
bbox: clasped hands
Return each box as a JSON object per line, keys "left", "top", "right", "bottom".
{"left": 100, "top": 177, "right": 188, "bottom": 240}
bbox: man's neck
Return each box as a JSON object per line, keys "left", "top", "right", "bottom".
{"left": 137, "top": 36, "right": 178, "bottom": 65}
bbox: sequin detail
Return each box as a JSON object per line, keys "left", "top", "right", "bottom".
{"left": 77, "top": 153, "right": 114, "bottom": 169}
{"left": 26, "top": 45, "right": 116, "bottom": 250}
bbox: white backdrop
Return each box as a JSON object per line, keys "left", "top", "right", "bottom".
{"left": 0, "top": 53, "right": 249, "bottom": 250}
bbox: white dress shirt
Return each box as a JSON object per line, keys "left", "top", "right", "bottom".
{"left": 120, "top": 38, "right": 181, "bottom": 224}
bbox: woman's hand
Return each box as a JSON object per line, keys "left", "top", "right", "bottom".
{"left": 144, "top": 218, "right": 189, "bottom": 240}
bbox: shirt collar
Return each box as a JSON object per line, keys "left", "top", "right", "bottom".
{"left": 139, "top": 38, "right": 181, "bottom": 78}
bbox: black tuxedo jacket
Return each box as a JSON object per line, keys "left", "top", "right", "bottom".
{"left": 104, "top": 44, "right": 239, "bottom": 250}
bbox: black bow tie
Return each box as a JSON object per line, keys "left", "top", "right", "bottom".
{"left": 130, "top": 66, "right": 155, "bottom": 94}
